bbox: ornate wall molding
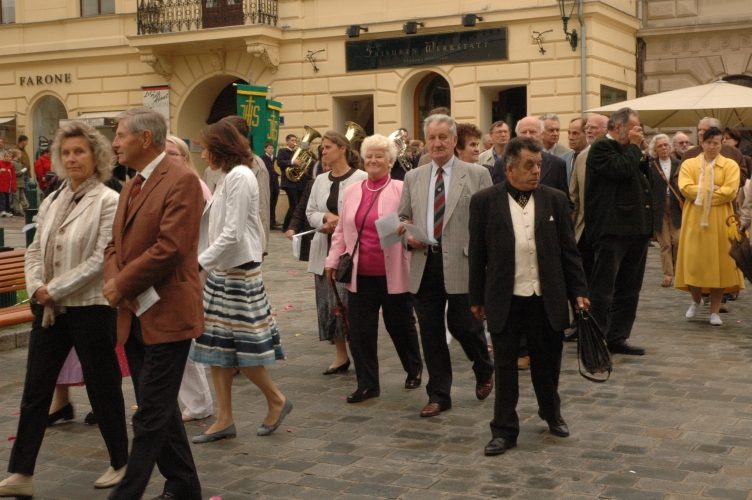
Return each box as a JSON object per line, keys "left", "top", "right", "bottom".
{"left": 246, "top": 40, "right": 279, "bottom": 73}
{"left": 139, "top": 50, "right": 173, "bottom": 79}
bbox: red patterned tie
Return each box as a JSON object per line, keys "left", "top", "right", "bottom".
{"left": 433, "top": 167, "right": 445, "bottom": 241}
{"left": 128, "top": 174, "right": 144, "bottom": 210}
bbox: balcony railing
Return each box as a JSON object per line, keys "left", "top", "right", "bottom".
{"left": 137, "top": 0, "right": 278, "bottom": 35}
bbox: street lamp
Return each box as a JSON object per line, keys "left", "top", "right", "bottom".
{"left": 558, "top": 0, "right": 578, "bottom": 51}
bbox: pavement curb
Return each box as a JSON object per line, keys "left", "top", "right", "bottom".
{"left": 0, "top": 324, "right": 30, "bottom": 352}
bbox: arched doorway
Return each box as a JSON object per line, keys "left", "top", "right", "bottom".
{"left": 32, "top": 95, "right": 67, "bottom": 158}
{"left": 175, "top": 74, "right": 248, "bottom": 171}
{"left": 413, "top": 73, "right": 451, "bottom": 139}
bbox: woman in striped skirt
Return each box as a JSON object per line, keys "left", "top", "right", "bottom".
{"left": 190, "top": 120, "right": 291, "bottom": 443}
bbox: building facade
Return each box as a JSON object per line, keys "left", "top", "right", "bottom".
{"left": 1, "top": 0, "right": 640, "bottom": 167}
{"left": 637, "top": 0, "right": 752, "bottom": 144}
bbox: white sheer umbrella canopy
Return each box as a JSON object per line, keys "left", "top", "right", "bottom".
{"left": 587, "top": 80, "right": 752, "bottom": 128}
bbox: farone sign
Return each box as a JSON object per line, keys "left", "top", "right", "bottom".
{"left": 19, "top": 73, "right": 73, "bottom": 86}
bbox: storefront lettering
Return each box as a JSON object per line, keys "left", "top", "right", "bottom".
{"left": 346, "top": 28, "right": 507, "bottom": 71}
{"left": 19, "top": 74, "right": 73, "bottom": 86}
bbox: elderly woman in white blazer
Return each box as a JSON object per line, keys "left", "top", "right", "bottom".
{"left": 0, "top": 122, "right": 128, "bottom": 498}
{"left": 190, "top": 121, "right": 290, "bottom": 444}
{"left": 305, "top": 131, "right": 367, "bottom": 375}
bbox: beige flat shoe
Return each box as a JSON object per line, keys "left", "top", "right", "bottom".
{"left": 0, "top": 477, "right": 33, "bottom": 497}
{"left": 94, "top": 465, "right": 127, "bottom": 489}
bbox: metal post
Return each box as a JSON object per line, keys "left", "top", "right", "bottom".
{"left": 25, "top": 209, "right": 38, "bottom": 247}
{"left": 26, "top": 181, "right": 39, "bottom": 210}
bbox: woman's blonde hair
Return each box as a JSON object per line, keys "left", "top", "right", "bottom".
{"left": 50, "top": 120, "right": 113, "bottom": 183}
{"left": 166, "top": 135, "right": 195, "bottom": 170}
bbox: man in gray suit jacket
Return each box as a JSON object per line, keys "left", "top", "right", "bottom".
{"left": 399, "top": 114, "right": 495, "bottom": 418}
{"left": 469, "top": 137, "right": 589, "bottom": 456}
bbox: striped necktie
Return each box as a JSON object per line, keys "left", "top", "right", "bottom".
{"left": 127, "top": 174, "right": 145, "bottom": 212}
{"left": 434, "top": 167, "right": 445, "bottom": 241}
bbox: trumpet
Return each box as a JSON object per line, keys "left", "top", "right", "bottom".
{"left": 388, "top": 129, "right": 412, "bottom": 173}
{"left": 286, "top": 125, "right": 321, "bottom": 182}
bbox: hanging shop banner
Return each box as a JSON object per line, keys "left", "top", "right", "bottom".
{"left": 346, "top": 28, "right": 508, "bottom": 71}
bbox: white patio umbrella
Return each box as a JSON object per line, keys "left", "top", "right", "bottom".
{"left": 587, "top": 80, "right": 752, "bottom": 128}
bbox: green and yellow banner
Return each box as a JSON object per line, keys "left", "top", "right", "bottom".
{"left": 236, "top": 84, "right": 282, "bottom": 156}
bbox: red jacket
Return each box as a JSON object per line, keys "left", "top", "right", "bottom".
{"left": 35, "top": 154, "right": 52, "bottom": 191}
{"left": 0, "top": 161, "right": 17, "bottom": 193}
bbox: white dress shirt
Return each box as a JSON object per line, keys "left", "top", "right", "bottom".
{"left": 138, "top": 151, "right": 166, "bottom": 185}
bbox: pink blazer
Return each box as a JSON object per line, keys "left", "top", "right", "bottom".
{"left": 325, "top": 178, "right": 410, "bottom": 294}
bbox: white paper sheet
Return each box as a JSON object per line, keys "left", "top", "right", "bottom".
{"left": 292, "top": 229, "right": 316, "bottom": 259}
{"left": 374, "top": 213, "right": 402, "bottom": 249}
{"left": 135, "top": 286, "right": 160, "bottom": 317}
{"left": 403, "top": 223, "right": 433, "bottom": 245}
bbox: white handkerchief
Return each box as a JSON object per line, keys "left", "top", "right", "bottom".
{"left": 549, "top": 215, "right": 554, "bottom": 221}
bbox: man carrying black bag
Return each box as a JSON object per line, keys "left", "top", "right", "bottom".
{"left": 469, "top": 137, "right": 589, "bottom": 456}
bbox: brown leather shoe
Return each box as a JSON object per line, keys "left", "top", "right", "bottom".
{"left": 517, "top": 356, "right": 530, "bottom": 370}
{"left": 475, "top": 376, "right": 494, "bottom": 400}
{"left": 419, "top": 402, "right": 445, "bottom": 418}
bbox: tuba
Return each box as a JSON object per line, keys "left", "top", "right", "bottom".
{"left": 388, "top": 129, "right": 412, "bottom": 173}
{"left": 286, "top": 125, "right": 321, "bottom": 182}
{"left": 345, "top": 121, "right": 366, "bottom": 149}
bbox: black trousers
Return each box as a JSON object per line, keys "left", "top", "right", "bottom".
{"left": 109, "top": 317, "right": 200, "bottom": 500}
{"left": 589, "top": 234, "right": 649, "bottom": 343}
{"left": 577, "top": 231, "right": 595, "bottom": 285}
{"left": 9, "top": 304, "right": 128, "bottom": 475}
{"left": 270, "top": 186, "right": 280, "bottom": 226}
{"left": 346, "top": 275, "right": 423, "bottom": 391}
{"left": 412, "top": 251, "right": 493, "bottom": 408}
{"left": 282, "top": 184, "right": 305, "bottom": 231}
{"left": 490, "top": 295, "right": 563, "bottom": 441}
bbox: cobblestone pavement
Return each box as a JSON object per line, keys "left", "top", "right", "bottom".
{"left": 0, "top": 218, "right": 751, "bottom": 499}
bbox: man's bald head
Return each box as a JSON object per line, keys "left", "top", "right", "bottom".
{"left": 585, "top": 114, "right": 608, "bottom": 144}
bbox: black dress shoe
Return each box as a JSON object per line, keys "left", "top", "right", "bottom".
{"left": 484, "top": 437, "right": 517, "bottom": 456}
{"left": 323, "top": 359, "right": 350, "bottom": 375}
{"left": 404, "top": 375, "right": 421, "bottom": 389}
{"left": 149, "top": 492, "right": 178, "bottom": 500}
{"left": 346, "top": 387, "right": 380, "bottom": 403}
{"left": 607, "top": 340, "right": 645, "bottom": 356}
{"left": 48, "top": 403, "right": 74, "bottom": 426}
{"left": 545, "top": 417, "right": 570, "bottom": 437}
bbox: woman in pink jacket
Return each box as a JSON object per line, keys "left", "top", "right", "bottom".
{"left": 325, "top": 134, "right": 423, "bottom": 403}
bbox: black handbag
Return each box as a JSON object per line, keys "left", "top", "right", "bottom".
{"left": 574, "top": 309, "right": 612, "bottom": 383}
{"left": 334, "top": 185, "right": 382, "bottom": 284}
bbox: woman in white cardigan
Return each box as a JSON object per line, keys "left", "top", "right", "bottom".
{"left": 0, "top": 122, "right": 128, "bottom": 498}
{"left": 190, "top": 121, "right": 291, "bottom": 443}
{"left": 306, "top": 131, "right": 367, "bottom": 374}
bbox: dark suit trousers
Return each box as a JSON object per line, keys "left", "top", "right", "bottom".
{"left": 490, "top": 295, "right": 563, "bottom": 441}
{"left": 347, "top": 275, "right": 423, "bottom": 391}
{"left": 413, "top": 251, "right": 493, "bottom": 408}
{"left": 589, "top": 234, "right": 649, "bottom": 343}
{"left": 282, "top": 184, "right": 305, "bottom": 231}
{"left": 9, "top": 305, "right": 128, "bottom": 475}
{"left": 270, "top": 185, "right": 280, "bottom": 226}
{"left": 110, "top": 317, "right": 200, "bottom": 500}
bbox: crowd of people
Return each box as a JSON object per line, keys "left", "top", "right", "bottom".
{"left": 0, "top": 104, "right": 749, "bottom": 497}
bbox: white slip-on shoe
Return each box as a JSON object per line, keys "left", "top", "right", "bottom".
{"left": 94, "top": 465, "right": 127, "bottom": 489}
{"left": 0, "top": 476, "right": 33, "bottom": 497}
{"left": 709, "top": 313, "right": 723, "bottom": 326}
{"left": 685, "top": 302, "right": 699, "bottom": 319}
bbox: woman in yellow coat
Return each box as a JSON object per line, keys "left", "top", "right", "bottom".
{"left": 675, "top": 126, "right": 744, "bottom": 326}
